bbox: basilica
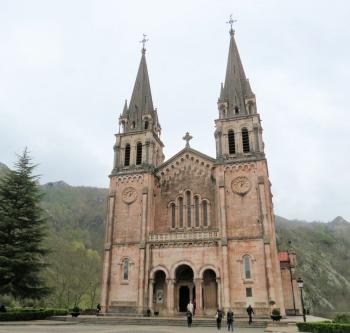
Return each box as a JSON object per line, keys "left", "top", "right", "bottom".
{"left": 100, "top": 25, "right": 301, "bottom": 317}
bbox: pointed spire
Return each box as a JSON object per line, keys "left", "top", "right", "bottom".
{"left": 220, "top": 24, "right": 253, "bottom": 115}
{"left": 121, "top": 36, "right": 160, "bottom": 134}
{"left": 219, "top": 82, "right": 224, "bottom": 101}
{"left": 128, "top": 49, "right": 154, "bottom": 118}
{"left": 122, "top": 99, "right": 128, "bottom": 116}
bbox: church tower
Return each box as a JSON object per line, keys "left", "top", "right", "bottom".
{"left": 112, "top": 42, "right": 164, "bottom": 172}
{"left": 215, "top": 28, "right": 263, "bottom": 161}
{"left": 214, "top": 23, "right": 285, "bottom": 314}
{"left": 100, "top": 40, "right": 164, "bottom": 314}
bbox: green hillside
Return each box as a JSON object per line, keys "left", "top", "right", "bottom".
{"left": 40, "top": 181, "right": 107, "bottom": 308}
{"left": 0, "top": 161, "right": 349, "bottom": 313}
{"left": 41, "top": 181, "right": 107, "bottom": 251}
{"left": 0, "top": 162, "right": 9, "bottom": 179}
{"left": 276, "top": 215, "right": 350, "bottom": 315}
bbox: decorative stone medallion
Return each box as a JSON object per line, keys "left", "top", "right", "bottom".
{"left": 122, "top": 187, "right": 137, "bottom": 204}
{"left": 231, "top": 176, "right": 251, "bottom": 196}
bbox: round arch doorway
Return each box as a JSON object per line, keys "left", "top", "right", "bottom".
{"left": 202, "top": 269, "right": 218, "bottom": 313}
{"left": 175, "top": 264, "right": 194, "bottom": 312}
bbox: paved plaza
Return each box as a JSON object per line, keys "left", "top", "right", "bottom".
{"left": 0, "top": 323, "right": 296, "bottom": 333}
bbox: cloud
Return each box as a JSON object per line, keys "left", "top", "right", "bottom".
{"left": 0, "top": 0, "right": 349, "bottom": 221}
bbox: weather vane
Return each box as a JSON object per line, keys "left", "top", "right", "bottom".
{"left": 226, "top": 14, "right": 237, "bottom": 32}
{"left": 140, "top": 33, "right": 149, "bottom": 50}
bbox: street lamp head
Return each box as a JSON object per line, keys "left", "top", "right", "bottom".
{"left": 297, "top": 277, "right": 304, "bottom": 289}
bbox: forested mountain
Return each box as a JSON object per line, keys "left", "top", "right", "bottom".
{"left": 276, "top": 215, "right": 350, "bottom": 314}
{"left": 0, "top": 162, "right": 9, "bottom": 178}
{"left": 0, "top": 162, "right": 349, "bottom": 313}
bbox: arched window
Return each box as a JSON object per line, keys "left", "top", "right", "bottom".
{"left": 202, "top": 200, "right": 208, "bottom": 227}
{"left": 234, "top": 106, "right": 239, "bottom": 115}
{"left": 194, "top": 196, "right": 200, "bottom": 227}
{"left": 178, "top": 197, "right": 184, "bottom": 228}
{"left": 228, "top": 130, "right": 235, "bottom": 154}
{"left": 124, "top": 144, "right": 130, "bottom": 166}
{"left": 144, "top": 121, "right": 149, "bottom": 129}
{"left": 186, "top": 191, "right": 191, "bottom": 227}
{"left": 242, "top": 128, "right": 250, "bottom": 153}
{"left": 136, "top": 142, "right": 142, "bottom": 165}
{"left": 131, "top": 121, "right": 136, "bottom": 129}
{"left": 171, "top": 203, "right": 176, "bottom": 228}
{"left": 123, "top": 259, "right": 129, "bottom": 280}
{"left": 243, "top": 255, "right": 252, "bottom": 279}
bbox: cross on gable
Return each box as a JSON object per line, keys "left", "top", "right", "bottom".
{"left": 182, "top": 132, "right": 193, "bottom": 148}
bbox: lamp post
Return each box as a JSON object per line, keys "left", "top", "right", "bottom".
{"left": 297, "top": 277, "right": 306, "bottom": 322}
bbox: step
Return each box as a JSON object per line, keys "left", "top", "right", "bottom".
{"left": 51, "top": 316, "right": 267, "bottom": 327}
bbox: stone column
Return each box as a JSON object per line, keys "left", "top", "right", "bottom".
{"left": 150, "top": 141, "right": 155, "bottom": 165}
{"left": 258, "top": 178, "right": 275, "bottom": 306}
{"left": 148, "top": 279, "right": 155, "bottom": 310}
{"left": 221, "top": 245, "right": 230, "bottom": 309}
{"left": 144, "top": 243, "right": 152, "bottom": 309}
{"left": 216, "top": 278, "right": 222, "bottom": 309}
{"left": 166, "top": 278, "right": 175, "bottom": 314}
{"left": 218, "top": 178, "right": 230, "bottom": 309}
{"left": 113, "top": 144, "right": 118, "bottom": 169}
{"left": 254, "top": 126, "right": 260, "bottom": 152}
{"left": 237, "top": 131, "right": 243, "bottom": 153}
{"left": 100, "top": 192, "right": 116, "bottom": 313}
{"left": 145, "top": 140, "right": 150, "bottom": 164}
{"left": 138, "top": 188, "right": 148, "bottom": 312}
{"left": 218, "top": 179, "right": 227, "bottom": 238}
{"left": 195, "top": 278, "right": 203, "bottom": 315}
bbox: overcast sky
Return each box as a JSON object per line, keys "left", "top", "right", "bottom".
{"left": 1, "top": 0, "right": 349, "bottom": 222}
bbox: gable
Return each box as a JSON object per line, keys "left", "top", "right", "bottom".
{"left": 155, "top": 148, "right": 215, "bottom": 187}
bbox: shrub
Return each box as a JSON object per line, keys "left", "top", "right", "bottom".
{"left": 71, "top": 306, "right": 80, "bottom": 313}
{"left": 0, "top": 308, "right": 68, "bottom": 321}
{"left": 335, "top": 314, "right": 350, "bottom": 324}
{"left": 272, "top": 308, "right": 281, "bottom": 316}
{"left": 297, "top": 322, "right": 350, "bottom": 333}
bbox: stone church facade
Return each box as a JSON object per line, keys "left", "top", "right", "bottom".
{"left": 101, "top": 27, "right": 301, "bottom": 317}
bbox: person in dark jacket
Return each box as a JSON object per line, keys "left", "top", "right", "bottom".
{"left": 186, "top": 310, "right": 193, "bottom": 327}
{"left": 247, "top": 305, "right": 254, "bottom": 325}
{"left": 96, "top": 303, "right": 101, "bottom": 316}
{"left": 227, "top": 308, "right": 234, "bottom": 331}
{"left": 216, "top": 309, "right": 223, "bottom": 330}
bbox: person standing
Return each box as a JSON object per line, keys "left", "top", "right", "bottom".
{"left": 96, "top": 303, "right": 101, "bottom": 316}
{"left": 215, "top": 309, "right": 223, "bottom": 330}
{"left": 187, "top": 300, "right": 194, "bottom": 315}
{"left": 227, "top": 308, "right": 234, "bottom": 331}
{"left": 186, "top": 310, "right": 193, "bottom": 327}
{"left": 247, "top": 305, "right": 254, "bottom": 325}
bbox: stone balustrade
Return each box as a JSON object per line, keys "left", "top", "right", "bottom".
{"left": 148, "top": 229, "right": 220, "bottom": 242}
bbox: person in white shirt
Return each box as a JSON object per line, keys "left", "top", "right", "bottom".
{"left": 187, "top": 301, "right": 194, "bottom": 315}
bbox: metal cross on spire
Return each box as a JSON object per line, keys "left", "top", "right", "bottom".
{"left": 182, "top": 132, "right": 193, "bottom": 148}
{"left": 226, "top": 14, "right": 237, "bottom": 34}
{"left": 140, "top": 33, "right": 149, "bottom": 51}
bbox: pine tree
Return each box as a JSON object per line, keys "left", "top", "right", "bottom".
{"left": 0, "top": 149, "right": 50, "bottom": 301}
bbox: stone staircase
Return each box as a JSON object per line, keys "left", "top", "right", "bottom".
{"left": 51, "top": 315, "right": 268, "bottom": 328}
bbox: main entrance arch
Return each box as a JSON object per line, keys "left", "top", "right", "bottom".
{"left": 175, "top": 264, "right": 194, "bottom": 312}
